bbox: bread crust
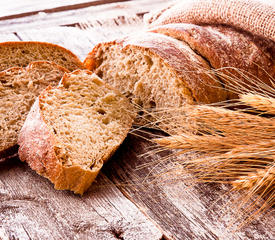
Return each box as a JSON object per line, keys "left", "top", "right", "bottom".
{"left": 150, "top": 23, "right": 275, "bottom": 98}
{"left": 0, "top": 41, "right": 84, "bottom": 71}
{"left": 0, "top": 61, "right": 69, "bottom": 160}
{"left": 84, "top": 32, "right": 227, "bottom": 104}
{"left": 18, "top": 93, "right": 102, "bottom": 195}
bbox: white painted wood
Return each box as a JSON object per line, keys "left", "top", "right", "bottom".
{"left": 0, "top": 0, "right": 169, "bottom": 32}
{"left": 0, "top": 0, "right": 125, "bottom": 18}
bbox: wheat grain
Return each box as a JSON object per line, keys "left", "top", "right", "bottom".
{"left": 150, "top": 104, "right": 275, "bottom": 141}
{"left": 240, "top": 93, "right": 275, "bottom": 114}
{"left": 233, "top": 165, "right": 274, "bottom": 198}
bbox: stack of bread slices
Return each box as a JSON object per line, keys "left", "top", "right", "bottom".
{"left": 2, "top": 20, "right": 274, "bottom": 194}
{"left": 1, "top": 42, "right": 135, "bottom": 194}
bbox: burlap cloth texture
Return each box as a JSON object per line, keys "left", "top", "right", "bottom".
{"left": 145, "top": 0, "right": 275, "bottom": 41}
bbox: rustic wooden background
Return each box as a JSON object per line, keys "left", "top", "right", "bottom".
{"left": 0, "top": 1, "right": 274, "bottom": 239}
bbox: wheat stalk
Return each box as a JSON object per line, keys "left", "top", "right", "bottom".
{"left": 232, "top": 164, "right": 275, "bottom": 210}
{"left": 154, "top": 132, "right": 275, "bottom": 226}
{"left": 151, "top": 91, "right": 275, "bottom": 227}
{"left": 153, "top": 104, "right": 275, "bottom": 142}
{"left": 231, "top": 164, "right": 275, "bottom": 227}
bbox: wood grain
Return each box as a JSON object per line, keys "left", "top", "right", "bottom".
{"left": 0, "top": 159, "right": 163, "bottom": 240}
{"left": 0, "top": 33, "right": 20, "bottom": 41}
{"left": 103, "top": 132, "right": 275, "bottom": 240}
{"left": 0, "top": 0, "right": 131, "bottom": 20}
{"left": 0, "top": 0, "right": 169, "bottom": 32}
{"left": 0, "top": 1, "right": 103, "bottom": 18}
{"left": 15, "top": 19, "right": 143, "bottom": 60}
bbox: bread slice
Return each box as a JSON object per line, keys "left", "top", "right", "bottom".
{"left": 0, "top": 41, "right": 84, "bottom": 72}
{"left": 84, "top": 32, "right": 227, "bottom": 112}
{"left": 18, "top": 70, "right": 135, "bottom": 194}
{"left": 150, "top": 23, "right": 275, "bottom": 99}
{"left": 0, "top": 61, "right": 69, "bottom": 159}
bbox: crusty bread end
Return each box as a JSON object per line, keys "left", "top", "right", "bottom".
{"left": 0, "top": 41, "right": 84, "bottom": 72}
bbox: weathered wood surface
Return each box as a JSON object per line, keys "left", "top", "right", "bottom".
{"left": 0, "top": 1, "right": 274, "bottom": 239}
{"left": 0, "top": 159, "right": 163, "bottom": 240}
{"left": 0, "top": 0, "right": 168, "bottom": 33}
{"left": 104, "top": 133, "right": 275, "bottom": 240}
{"left": 0, "top": 0, "right": 128, "bottom": 19}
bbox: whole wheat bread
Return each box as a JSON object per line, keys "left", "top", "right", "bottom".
{"left": 0, "top": 41, "right": 84, "bottom": 72}
{"left": 0, "top": 61, "right": 69, "bottom": 159}
{"left": 84, "top": 32, "right": 227, "bottom": 112}
{"left": 18, "top": 70, "right": 135, "bottom": 194}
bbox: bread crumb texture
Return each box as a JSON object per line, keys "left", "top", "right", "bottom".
{"left": 0, "top": 61, "right": 68, "bottom": 153}
{"left": 19, "top": 70, "right": 135, "bottom": 194}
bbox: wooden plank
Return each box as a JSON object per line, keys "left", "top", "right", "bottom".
{"left": 0, "top": 0, "right": 98, "bottom": 18}
{"left": 0, "top": 0, "right": 131, "bottom": 20}
{"left": 103, "top": 133, "right": 275, "bottom": 240}
{"left": 0, "top": 0, "right": 169, "bottom": 32}
{"left": 15, "top": 18, "right": 143, "bottom": 60}
{"left": 0, "top": 160, "right": 164, "bottom": 240}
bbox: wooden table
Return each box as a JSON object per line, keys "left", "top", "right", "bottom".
{"left": 0, "top": 1, "right": 274, "bottom": 239}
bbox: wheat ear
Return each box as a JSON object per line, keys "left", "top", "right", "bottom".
{"left": 152, "top": 104, "right": 275, "bottom": 140}
{"left": 240, "top": 93, "right": 275, "bottom": 114}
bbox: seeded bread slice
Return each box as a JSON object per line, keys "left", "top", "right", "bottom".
{"left": 0, "top": 41, "right": 84, "bottom": 72}
{"left": 0, "top": 61, "right": 69, "bottom": 159}
{"left": 18, "top": 70, "right": 135, "bottom": 194}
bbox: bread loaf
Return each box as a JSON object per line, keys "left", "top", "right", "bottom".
{"left": 0, "top": 41, "right": 84, "bottom": 72}
{"left": 84, "top": 25, "right": 274, "bottom": 113}
{"left": 150, "top": 23, "right": 275, "bottom": 99}
{"left": 84, "top": 32, "right": 227, "bottom": 112}
{"left": 0, "top": 61, "right": 69, "bottom": 159}
{"left": 18, "top": 70, "right": 135, "bottom": 194}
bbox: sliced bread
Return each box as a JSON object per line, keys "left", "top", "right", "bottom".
{"left": 84, "top": 32, "right": 227, "bottom": 112}
{"left": 18, "top": 70, "right": 135, "bottom": 194}
{"left": 0, "top": 61, "right": 69, "bottom": 159}
{"left": 0, "top": 41, "right": 84, "bottom": 72}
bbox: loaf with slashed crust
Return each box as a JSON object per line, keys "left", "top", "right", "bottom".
{"left": 0, "top": 41, "right": 84, "bottom": 72}
{"left": 0, "top": 61, "right": 69, "bottom": 159}
{"left": 84, "top": 32, "right": 227, "bottom": 112}
{"left": 84, "top": 27, "right": 274, "bottom": 111}
{"left": 149, "top": 23, "right": 275, "bottom": 99}
{"left": 18, "top": 70, "right": 135, "bottom": 194}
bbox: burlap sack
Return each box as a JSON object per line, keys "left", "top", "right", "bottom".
{"left": 145, "top": 0, "right": 275, "bottom": 41}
